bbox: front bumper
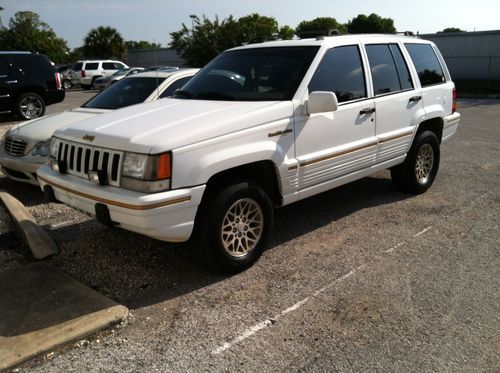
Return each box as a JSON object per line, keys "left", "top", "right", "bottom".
{"left": 0, "top": 148, "right": 46, "bottom": 185}
{"left": 37, "top": 165, "right": 206, "bottom": 242}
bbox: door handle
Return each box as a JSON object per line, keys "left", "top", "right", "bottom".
{"left": 6, "top": 80, "right": 18, "bottom": 84}
{"left": 359, "top": 107, "right": 375, "bottom": 115}
{"left": 409, "top": 95, "right": 422, "bottom": 103}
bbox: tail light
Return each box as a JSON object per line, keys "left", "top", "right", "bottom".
{"left": 452, "top": 88, "right": 457, "bottom": 113}
{"left": 81, "top": 70, "right": 86, "bottom": 78}
{"left": 55, "top": 72, "right": 62, "bottom": 90}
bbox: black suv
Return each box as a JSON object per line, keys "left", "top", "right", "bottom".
{"left": 0, "top": 52, "right": 65, "bottom": 120}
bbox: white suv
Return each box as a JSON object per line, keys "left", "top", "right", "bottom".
{"left": 70, "top": 60, "right": 128, "bottom": 89}
{"left": 38, "top": 34, "right": 460, "bottom": 273}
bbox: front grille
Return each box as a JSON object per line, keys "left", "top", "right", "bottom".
{"left": 4, "top": 136, "right": 27, "bottom": 156}
{"left": 54, "top": 139, "right": 123, "bottom": 187}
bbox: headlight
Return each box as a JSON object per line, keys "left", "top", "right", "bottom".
{"left": 48, "top": 137, "right": 59, "bottom": 159}
{"left": 31, "top": 139, "right": 51, "bottom": 157}
{"left": 121, "top": 151, "right": 172, "bottom": 193}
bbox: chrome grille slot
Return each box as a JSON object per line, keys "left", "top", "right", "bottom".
{"left": 55, "top": 139, "right": 123, "bottom": 187}
{"left": 4, "top": 136, "right": 28, "bottom": 156}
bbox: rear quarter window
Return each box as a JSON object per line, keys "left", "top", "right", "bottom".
{"left": 11, "top": 55, "right": 53, "bottom": 76}
{"left": 102, "top": 62, "right": 118, "bottom": 69}
{"left": 72, "top": 62, "right": 83, "bottom": 71}
{"left": 405, "top": 43, "right": 445, "bottom": 87}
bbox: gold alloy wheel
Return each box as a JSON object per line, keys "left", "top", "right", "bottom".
{"left": 220, "top": 198, "right": 264, "bottom": 257}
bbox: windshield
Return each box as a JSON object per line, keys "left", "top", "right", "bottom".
{"left": 175, "top": 46, "right": 319, "bottom": 101}
{"left": 112, "top": 68, "right": 130, "bottom": 76}
{"left": 82, "top": 77, "right": 166, "bottom": 110}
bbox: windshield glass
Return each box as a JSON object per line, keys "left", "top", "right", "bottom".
{"left": 82, "top": 77, "right": 166, "bottom": 110}
{"left": 175, "top": 46, "right": 319, "bottom": 101}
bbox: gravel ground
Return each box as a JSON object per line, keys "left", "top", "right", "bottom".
{"left": 0, "top": 95, "right": 499, "bottom": 371}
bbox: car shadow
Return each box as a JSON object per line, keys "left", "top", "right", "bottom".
{"left": 37, "top": 172, "right": 413, "bottom": 312}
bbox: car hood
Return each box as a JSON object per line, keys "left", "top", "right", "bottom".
{"left": 54, "top": 99, "right": 293, "bottom": 154}
{"left": 7, "top": 108, "right": 110, "bottom": 143}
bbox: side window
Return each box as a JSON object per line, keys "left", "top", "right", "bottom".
{"left": 114, "top": 62, "right": 125, "bottom": 69}
{"left": 85, "top": 62, "right": 99, "bottom": 70}
{"left": 308, "top": 45, "right": 366, "bottom": 103}
{"left": 405, "top": 43, "right": 445, "bottom": 87}
{"left": 0, "top": 58, "right": 11, "bottom": 76}
{"left": 390, "top": 44, "right": 413, "bottom": 90}
{"left": 366, "top": 45, "right": 400, "bottom": 95}
{"left": 160, "top": 76, "right": 192, "bottom": 98}
{"left": 102, "top": 62, "right": 116, "bottom": 70}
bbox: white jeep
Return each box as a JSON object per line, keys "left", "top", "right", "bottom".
{"left": 37, "top": 34, "right": 460, "bottom": 273}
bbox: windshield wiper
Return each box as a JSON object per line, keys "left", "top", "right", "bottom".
{"left": 196, "top": 92, "right": 235, "bottom": 101}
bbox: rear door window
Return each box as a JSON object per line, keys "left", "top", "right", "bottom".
{"left": 365, "top": 44, "right": 414, "bottom": 95}
{"left": 405, "top": 43, "right": 445, "bottom": 87}
{"left": 85, "top": 63, "right": 99, "bottom": 70}
{"left": 308, "top": 45, "right": 367, "bottom": 103}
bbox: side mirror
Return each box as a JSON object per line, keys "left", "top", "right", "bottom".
{"left": 307, "top": 91, "right": 338, "bottom": 114}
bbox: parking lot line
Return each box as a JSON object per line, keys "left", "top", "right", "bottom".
{"left": 212, "top": 226, "right": 433, "bottom": 355}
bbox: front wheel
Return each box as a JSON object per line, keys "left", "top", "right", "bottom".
{"left": 391, "top": 130, "right": 440, "bottom": 194}
{"left": 16, "top": 92, "right": 46, "bottom": 120}
{"left": 194, "top": 181, "right": 274, "bottom": 273}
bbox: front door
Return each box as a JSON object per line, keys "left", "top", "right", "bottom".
{"left": 294, "top": 45, "right": 377, "bottom": 200}
{"left": 0, "top": 57, "right": 14, "bottom": 114}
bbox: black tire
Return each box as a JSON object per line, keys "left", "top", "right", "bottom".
{"left": 82, "top": 84, "right": 91, "bottom": 90}
{"left": 194, "top": 180, "right": 274, "bottom": 274}
{"left": 391, "top": 130, "right": 440, "bottom": 194}
{"left": 16, "top": 92, "right": 46, "bottom": 120}
{"left": 62, "top": 79, "right": 72, "bottom": 90}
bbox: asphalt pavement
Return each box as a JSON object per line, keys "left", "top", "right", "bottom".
{"left": 0, "top": 94, "right": 498, "bottom": 371}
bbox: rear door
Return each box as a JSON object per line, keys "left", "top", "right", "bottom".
{"left": 0, "top": 57, "right": 15, "bottom": 113}
{"left": 364, "top": 43, "right": 424, "bottom": 164}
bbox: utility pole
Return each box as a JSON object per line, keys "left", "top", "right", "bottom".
{"left": 0, "top": 6, "right": 5, "bottom": 30}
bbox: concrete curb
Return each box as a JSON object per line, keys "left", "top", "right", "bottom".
{"left": 0, "top": 190, "right": 58, "bottom": 260}
{"left": 0, "top": 263, "right": 129, "bottom": 371}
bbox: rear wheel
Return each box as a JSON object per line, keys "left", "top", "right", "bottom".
{"left": 194, "top": 180, "right": 274, "bottom": 273}
{"left": 62, "top": 79, "right": 72, "bottom": 90}
{"left": 16, "top": 92, "right": 45, "bottom": 120}
{"left": 391, "top": 130, "right": 440, "bottom": 194}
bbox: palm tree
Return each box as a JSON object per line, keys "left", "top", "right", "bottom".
{"left": 83, "top": 26, "right": 126, "bottom": 59}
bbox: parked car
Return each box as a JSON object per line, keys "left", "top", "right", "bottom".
{"left": 93, "top": 67, "right": 145, "bottom": 90}
{"left": 56, "top": 64, "right": 73, "bottom": 90}
{"left": 144, "top": 65, "right": 179, "bottom": 72}
{"left": 0, "top": 51, "right": 65, "bottom": 120}
{"left": 0, "top": 69, "right": 198, "bottom": 184}
{"left": 37, "top": 35, "right": 460, "bottom": 273}
{"left": 70, "top": 60, "right": 129, "bottom": 89}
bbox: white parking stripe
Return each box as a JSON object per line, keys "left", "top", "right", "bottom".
{"left": 212, "top": 226, "right": 433, "bottom": 355}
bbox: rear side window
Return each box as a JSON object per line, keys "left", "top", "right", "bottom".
{"left": 85, "top": 63, "right": 99, "bottom": 70}
{"left": 0, "top": 58, "right": 10, "bottom": 76}
{"left": 309, "top": 45, "right": 366, "bottom": 103}
{"left": 405, "top": 43, "right": 445, "bottom": 87}
{"left": 365, "top": 44, "right": 413, "bottom": 95}
{"left": 11, "top": 55, "right": 53, "bottom": 75}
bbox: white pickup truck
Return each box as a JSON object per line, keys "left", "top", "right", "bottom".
{"left": 37, "top": 34, "right": 460, "bottom": 273}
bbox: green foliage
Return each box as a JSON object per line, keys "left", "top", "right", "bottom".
{"left": 346, "top": 13, "right": 396, "bottom": 34}
{"left": 278, "top": 25, "right": 295, "bottom": 40}
{"left": 295, "top": 17, "right": 346, "bottom": 38}
{"left": 125, "top": 40, "right": 162, "bottom": 50}
{"left": 170, "top": 13, "right": 288, "bottom": 67}
{"left": 438, "top": 27, "right": 465, "bottom": 33}
{"left": 83, "top": 26, "right": 126, "bottom": 60}
{"left": 0, "top": 11, "right": 70, "bottom": 63}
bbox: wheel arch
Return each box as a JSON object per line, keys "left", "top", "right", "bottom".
{"left": 416, "top": 117, "right": 444, "bottom": 143}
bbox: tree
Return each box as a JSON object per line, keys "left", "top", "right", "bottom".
{"left": 0, "top": 11, "right": 70, "bottom": 63}
{"left": 346, "top": 13, "right": 396, "bottom": 34}
{"left": 236, "top": 13, "right": 278, "bottom": 43}
{"left": 125, "top": 40, "right": 162, "bottom": 50}
{"left": 295, "top": 17, "right": 346, "bottom": 38}
{"left": 278, "top": 25, "right": 295, "bottom": 40}
{"left": 438, "top": 27, "right": 465, "bottom": 33}
{"left": 170, "top": 13, "right": 284, "bottom": 67}
{"left": 83, "top": 26, "right": 126, "bottom": 59}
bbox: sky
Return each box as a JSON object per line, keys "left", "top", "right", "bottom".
{"left": 0, "top": 0, "right": 499, "bottom": 49}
